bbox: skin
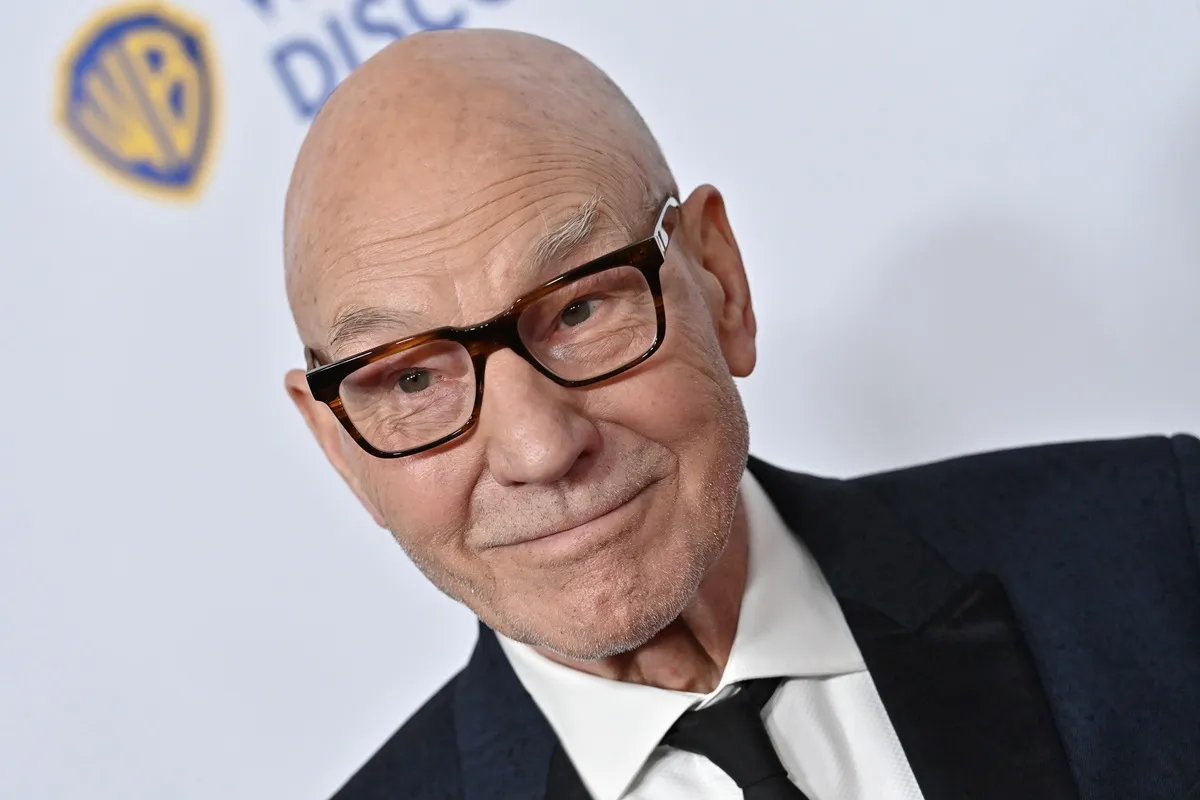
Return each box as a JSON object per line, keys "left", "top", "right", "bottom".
{"left": 283, "top": 29, "right": 759, "bottom": 692}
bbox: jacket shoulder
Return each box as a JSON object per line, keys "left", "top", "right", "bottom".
{"left": 1171, "top": 434, "right": 1200, "bottom": 553}
{"left": 851, "top": 434, "right": 1199, "bottom": 572}
{"left": 859, "top": 434, "right": 1189, "bottom": 489}
{"left": 331, "top": 675, "right": 463, "bottom": 800}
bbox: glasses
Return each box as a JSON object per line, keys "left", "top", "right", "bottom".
{"left": 305, "top": 196, "right": 680, "bottom": 458}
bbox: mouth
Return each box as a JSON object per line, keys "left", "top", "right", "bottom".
{"left": 501, "top": 480, "right": 657, "bottom": 554}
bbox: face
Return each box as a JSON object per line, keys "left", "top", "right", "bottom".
{"left": 287, "top": 167, "right": 758, "bottom": 660}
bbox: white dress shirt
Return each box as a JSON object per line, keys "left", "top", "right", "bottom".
{"left": 498, "top": 471, "right": 927, "bottom": 800}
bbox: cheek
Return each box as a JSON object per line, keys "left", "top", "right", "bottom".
{"left": 594, "top": 341, "right": 742, "bottom": 461}
{"left": 619, "top": 364, "right": 720, "bottom": 439}
{"left": 611, "top": 289, "right": 740, "bottom": 440}
{"left": 357, "top": 454, "right": 476, "bottom": 557}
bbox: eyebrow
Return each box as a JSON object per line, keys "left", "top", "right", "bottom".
{"left": 527, "top": 192, "right": 604, "bottom": 278}
{"left": 326, "top": 305, "right": 432, "bottom": 357}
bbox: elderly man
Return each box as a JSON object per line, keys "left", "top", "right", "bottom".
{"left": 282, "top": 28, "right": 1200, "bottom": 800}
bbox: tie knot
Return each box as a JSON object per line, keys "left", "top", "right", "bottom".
{"left": 661, "top": 678, "right": 809, "bottom": 798}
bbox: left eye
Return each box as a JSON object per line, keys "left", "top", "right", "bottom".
{"left": 559, "top": 299, "right": 597, "bottom": 327}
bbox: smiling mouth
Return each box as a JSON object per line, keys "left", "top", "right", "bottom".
{"left": 502, "top": 480, "right": 656, "bottom": 550}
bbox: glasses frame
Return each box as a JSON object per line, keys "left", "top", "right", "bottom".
{"left": 304, "top": 196, "right": 680, "bottom": 459}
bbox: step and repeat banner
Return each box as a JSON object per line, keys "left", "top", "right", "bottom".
{"left": 2, "top": 1, "right": 1198, "bottom": 798}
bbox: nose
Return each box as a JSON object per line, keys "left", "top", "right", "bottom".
{"left": 477, "top": 350, "right": 600, "bottom": 487}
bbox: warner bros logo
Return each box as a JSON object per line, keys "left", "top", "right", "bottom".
{"left": 58, "top": 3, "right": 218, "bottom": 199}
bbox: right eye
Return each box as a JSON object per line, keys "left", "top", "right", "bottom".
{"left": 396, "top": 369, "right": 433, "bottom": 394}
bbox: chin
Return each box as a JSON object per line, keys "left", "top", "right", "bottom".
{"left": 548, "top": 599, "right": 681, "bottom": 661}
{"left": 503, "top": 547, "right": 713, "bottom": 661}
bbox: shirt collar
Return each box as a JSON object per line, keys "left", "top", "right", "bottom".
{"left": 497, "top": 470, "right": 865, "bottom": 800}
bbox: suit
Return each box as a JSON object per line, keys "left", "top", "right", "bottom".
{"left": 331, "top": 435, "right": 1200, "bottom": 800}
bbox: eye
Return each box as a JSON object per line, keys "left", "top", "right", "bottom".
{"left": 559, "top": 299, "right": 597, "bottom": 327}
{"left": 397, "top": 369, "right": 433, "bottom": 394}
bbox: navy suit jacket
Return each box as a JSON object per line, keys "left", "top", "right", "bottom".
{"left": 331, "top": 435, "right": 1200, "bottom": 800}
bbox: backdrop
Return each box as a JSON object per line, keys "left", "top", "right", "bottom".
{"left": 2, "top": 1, "right": 1198, "bottom": 798}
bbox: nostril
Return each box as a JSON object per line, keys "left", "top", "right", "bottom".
{"left": 565, "top": 435, "right": 603, "bottom": 480}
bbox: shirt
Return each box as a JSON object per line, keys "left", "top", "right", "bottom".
{"left": 497, "top": 471, "right": 927, "bottom": 800}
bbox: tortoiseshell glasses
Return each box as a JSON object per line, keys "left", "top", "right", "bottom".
{"left": 305, "top": 196, "right": 680, "bottom": 458}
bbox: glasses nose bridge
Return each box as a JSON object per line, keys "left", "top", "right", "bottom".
{"left": 461, "top": 310, "right": 540, "bottom": 372}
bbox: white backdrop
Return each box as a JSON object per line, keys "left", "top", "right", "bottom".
{"left": 2, "top": 1, "right": 1198, "bottom": 798}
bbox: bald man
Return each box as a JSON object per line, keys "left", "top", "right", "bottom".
{"left": 282, "top": 29, "right": 1200, "bottom": 800}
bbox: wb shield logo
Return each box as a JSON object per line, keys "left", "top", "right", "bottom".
{"left": 59, "top": 4, "right": 216, "bottom": 198}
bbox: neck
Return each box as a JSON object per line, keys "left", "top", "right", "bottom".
{"left": 535, "top": 494, "right": 750, "bottom": 694}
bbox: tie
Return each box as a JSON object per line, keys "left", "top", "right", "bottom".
{"left": 661, "top": 677, "right": 812, "bottom": 799}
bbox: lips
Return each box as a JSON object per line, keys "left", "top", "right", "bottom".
{"left": 493, "top": 480, "right": 653, "bottom": 549}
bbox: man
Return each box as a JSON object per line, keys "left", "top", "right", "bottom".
{"left": 282, "top": 28, "right": 1200, "bottom": 800}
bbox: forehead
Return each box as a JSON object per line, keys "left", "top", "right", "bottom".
{"left": 307, "top": 182, "right": 641, "bottom": 358}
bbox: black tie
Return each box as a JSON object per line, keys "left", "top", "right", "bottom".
{"left": 661, "top": 677, "right": 812, "bottom": 799}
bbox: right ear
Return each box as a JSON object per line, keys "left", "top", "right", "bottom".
{"left": 284, "top": 369, "right": 387, "bottom": 528}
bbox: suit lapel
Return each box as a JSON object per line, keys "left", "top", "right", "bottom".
{"left": 545, "top": 743, "right": 592, "bottom": 800}
{"left": 846, "top": 576, "right": 1079, "bottom": 799}
{"left": 749, "top": 458, "right": 1080, "bottom": 800}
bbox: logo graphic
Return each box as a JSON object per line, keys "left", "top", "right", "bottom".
{"left": 58, "top": 4, "right": 217, "bottom": 198}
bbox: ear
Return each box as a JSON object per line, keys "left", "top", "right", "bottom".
{"left": 284, "top": 369, "right": 387, "bottom": 527}
{"left": 678, "top": 185, "right": 757, "bottom": 377}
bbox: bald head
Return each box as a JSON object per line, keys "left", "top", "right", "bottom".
{"left": 284, "top": 29, "right": 676, "bottom": 349}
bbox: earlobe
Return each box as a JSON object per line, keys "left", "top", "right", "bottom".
{"left": 680, "top": 185, "right": 758, "bottom": 378}
{"left": 284, "top": 369, "right": 388, "bottom": 528}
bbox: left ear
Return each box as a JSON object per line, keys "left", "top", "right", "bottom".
{"left": 678, "top": 184, "right": 757, "bottom": 377}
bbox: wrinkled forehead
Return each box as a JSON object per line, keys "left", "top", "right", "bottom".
{"left": 302, "top": 178, "right": 653, "bottom": 362}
